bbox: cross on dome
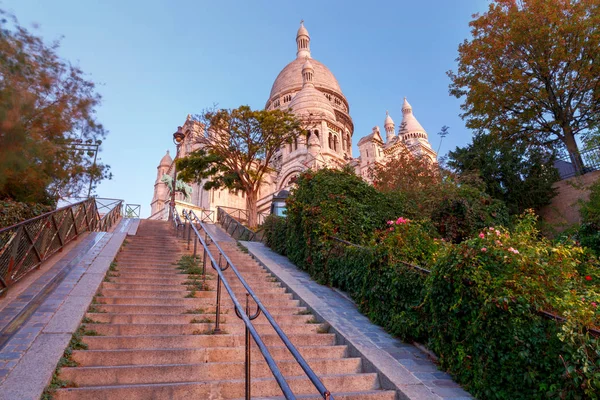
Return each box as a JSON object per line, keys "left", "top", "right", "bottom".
{"left": 296, "top": 21, "right": 311, "bottom": 59}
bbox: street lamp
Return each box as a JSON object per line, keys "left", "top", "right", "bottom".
{"left": 169, "top": 126, "right": 186, "bottom": 221}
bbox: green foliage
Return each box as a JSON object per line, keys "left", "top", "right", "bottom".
{"left": 448, "top": 0, "right": 600, "bottom": 170}
{"left": 176, "top": 105, "right": 306, "bottom": 228}
{"left": 448, "top": 134, "right": 559, "bottom": 215}
{"left": 284, "top": 168, "right": 406, "bottom": 282}
{"left": 0, "top": 199, "right": 52, "bottom": 228}
{"left": 266, "top": 171, "right": 600, "bottom": 399}
{"left": 0, "top": 10, "right": 110, "bottom": 204}
{"left": 263, "top": 215, "right": 288, "bottom": 256}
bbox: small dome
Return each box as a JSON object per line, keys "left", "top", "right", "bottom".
{"left": 302, "top": 57, "right": 314, "bottom": 71}
{"left": 297, "top": 22, "right": 309, "bottom": 38}
{"left": 400, "top": 98, "right": 426, "bottom": 135}
{"left": 384, "top": 110, "right": 394, "bottom": 127}
{"left": 288, "top": 86, "right": 336, "bottom": 121}
{"left": 159, "top": 150, "right": 172, "bottom": 167}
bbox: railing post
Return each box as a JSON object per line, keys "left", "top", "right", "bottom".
{"left": 214, "top": 274, "right": 222, "bottom": 334}
{"left": 187, "top": 221, "right": 192, "bottom": 250}
{"left": 245, "top": 293, "right": 251, "bottom": 400}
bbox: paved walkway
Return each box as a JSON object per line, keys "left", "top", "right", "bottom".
{"left": 0, "top": 218, "right": 138, "bottom": 400}
{"left": 241, "top": 241, "right": 473, "bottom": 400}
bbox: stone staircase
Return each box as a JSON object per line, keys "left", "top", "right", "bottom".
{"left": 53, "top": 220, "right": 395, "bottom": 399}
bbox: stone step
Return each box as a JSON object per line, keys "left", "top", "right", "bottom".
{"left": 85, "top": 322, "right": 327, "bottom": 336}
{"left": 100, "top": 289, "right": 190, "bottom": 298}
{"left": 71, "top": 345, "right": 348, "bottom": 366}
{"left": 83, "top": 333, "right": 337, "bottom": 350}
{"left": 94, "top": 296, "right": 299, "bottom": 308}
{"left": 85, "top": 312, "right": 313, "bottom": 325}
{"left": 60, "top": 358, "right": 362, "bottom": 386}
{"left": 91, "top": 304, "right": 309, "bottom": 316}
{"left": 243, "top": 391, "right": 397, "bottom": 400}
{"left": 54, "top": 373, "right": 381, "bottom": 399}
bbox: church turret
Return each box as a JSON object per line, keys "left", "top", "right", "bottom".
{"left": 399, "top": 97, "right": 430, "bottom": 147}
{"left": 384, "top": 110, "right": 395, "bottom": 143}
{"left": 150, "top": 150, "right": 173, "bottom": 219}
{"left": 296, "top": 21, "right": 311, "bottom": 59}
{"left": 302, "top": 57, "right": 314, "bottom": 86}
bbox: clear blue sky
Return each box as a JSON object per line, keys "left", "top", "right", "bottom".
{"left": 7, "top": 0, "right": 489, "bottom": 217}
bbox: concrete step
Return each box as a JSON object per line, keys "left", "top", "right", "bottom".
{"left": 85, "top": 322, "right": 328, "bottom": 336}
{"left": 54, "top": 373, "right": 381, "bottom": 399}
{"left": 91, "top": 304, "right": 308, "bottom": 315}
{"left": 71, "top": 345, "right": 349, "bottom": 366}
{"left": 100, "top": 289, "right": 190, "bottom": 298}
{"left": 94, "top": 296, "right": 299, "bottom": 308}
{"left": 83, "top": 333, "right": 337, "bottom": 350}
{"left": 85, "top": 312, "right": 314, "bottom": 325}
{"left": 60, "top": 358, "right": 362, "bottom": 386}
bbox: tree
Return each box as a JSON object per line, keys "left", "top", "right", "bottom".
{"left": 176, "top": 106, "right": 306, "bottom": 228}
{"left": 0, "top": 11, "right": 110, "bottom": 205}
{"left": 448, "top": 133, "right": 559, "bottom": 214}
{"left": 448, "top": 0, "right": 600, "bottom": 173}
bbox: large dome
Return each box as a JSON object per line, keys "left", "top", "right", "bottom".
{"left": 269, "top": 57, "right": 343, "bottom": 99}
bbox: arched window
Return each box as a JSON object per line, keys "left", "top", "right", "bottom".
{"left": 334, "top": 135, "right": 339, "bottom": 152}
{"left": 328, "top": 133, "right": 333, "bottom": 149}
{"left": 294, "top": 137, "right": 298, "bottom": 151}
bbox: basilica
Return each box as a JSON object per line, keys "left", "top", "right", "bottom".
{"left": 150, "top": 22, "right": 437, "bottom": 220}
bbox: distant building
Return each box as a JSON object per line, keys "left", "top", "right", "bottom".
{"left": 150, "top": 22, "right": 437, "bottom": 220}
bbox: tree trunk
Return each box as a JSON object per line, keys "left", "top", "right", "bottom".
{"left": 246, "top": 190, "right": 258, "bottom": 229}
{"left": 563, "top": 127, "right": 584, "bottom": 175}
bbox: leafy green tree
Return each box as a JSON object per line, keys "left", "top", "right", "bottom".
{"left": 176, "top": 106, "right": 306, "bottom": 228}
{"left": 448, "top": 134, "right": 559, "bottom": 214}
{"left": 0, "top": 10, "right": 110, "bottom": 205}
{"left": 448, "top": 0, "right": 600, "bottom": 172}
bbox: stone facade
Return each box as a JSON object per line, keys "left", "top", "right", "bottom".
{"left": 150, "top": 22, "right": 437, "bottom": 219}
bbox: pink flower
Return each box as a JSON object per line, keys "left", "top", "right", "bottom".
{"left": 396, "top": 217, "right": 408, "bottom": 225}
{"left": 592, "top": 302, "right": 598, "bottom": 308}
{"left": 513, "top": 249, "right": 519, "bottom": 254}
{"left": 489, "top": 227, "right": 495, "bottom": 231}
{"left": 479, "top": 233, "right": 485, "bottom": 239}
{"left": 389, "top": 227, "right": 394, "bottom": 231}
{"left": 481, "top": 247, "right": 487, "bottom": 252}
{"left": 495, "top": 230, "right": 501, "bottom": 236}
{"left": 387, "top": 220, "right": 394, "bottom": 225}
{"left": 495, "top": 240, "right": 503, "bottom": 246}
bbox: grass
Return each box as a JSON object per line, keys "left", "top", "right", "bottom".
{"left": 109, "top": 261, "right": 118, "bottom": 272}
{"left": 87, "top": 304, "right": 106, "bottom": 313}
{"left": 183, "top": 308, "right": 206, "bottom": 315}
{"left": 316, "top": 325, "right": 330, "bottom": 334}
{"left": 296, "top": 309, "right": 312, "bottom": 315}
{"left": 41, "top": 324, "right": 90, "bottom": 398}
{"left": 306, "top": 317, "right": 320, "bottom": 324}
{"left": 237, "top": 243, "right": 249, "bottom": 253}
{"left": 81, "top": 325, "right": 103, "bottom": 336}
{"left": 193, "top": 328, "right": 228, "bottom": 335}
{"left": 190, "top": 317, "right": 220, "bottom": 323}
{"left": 177, "top": 255, "right": 203, "bottom": 275}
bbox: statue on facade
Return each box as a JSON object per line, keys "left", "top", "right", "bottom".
{"left": 161, "top": 174, "right": 193, "bottom": 202}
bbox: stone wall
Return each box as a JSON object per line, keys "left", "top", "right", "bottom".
{"left": 540, "top": 170, "right": 600, "bottom": 233}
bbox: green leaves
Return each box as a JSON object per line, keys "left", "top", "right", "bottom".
{"left": 449, "top": 0, "right": 600, "bottom": 170}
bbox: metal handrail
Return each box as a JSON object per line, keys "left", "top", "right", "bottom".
{"left": 96, "top": 200, "right": 123, "bottom": 232}
{"left": 0, "top": 198, "right": 123, "bottom": 295}
{"left": 184, "top": 209, "right": 332, "bottom": 400}
{"left": 216, "top": 207, "right": 266, "bottom": 242}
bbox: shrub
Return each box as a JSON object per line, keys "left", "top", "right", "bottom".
{"left": 0, "top": 199, "right": 53, "bottom": 229}
{"left": 426, "top": 211, "right": 600, "bottom": 399}
{"left": 263, "top": 215, "right": 287, "bottom": 255}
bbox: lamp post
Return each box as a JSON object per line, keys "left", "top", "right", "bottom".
{"left": 169, "top": 126, "right": 185, "bottom": 221}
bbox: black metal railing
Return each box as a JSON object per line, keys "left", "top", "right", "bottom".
{"left": 556, "top": 146, "right": 600, "bottom": 180}
{"left": 0, "top": 198, "right": 123, "bottom": 295}
{"left": 181, "top": 209, "right": 332, "bottom": 400}
{"left": 218, "top": 206, "right": 269, "bottom": 226}
{"left": 217, "top": 207, "right": 265, "bottom": 242}
{"left": 329, "top": 235, "right": 600, "bottom": 337}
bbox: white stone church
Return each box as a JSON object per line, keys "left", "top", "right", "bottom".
{"left": 150, "top": 22, "right": 437, "bottom": 220}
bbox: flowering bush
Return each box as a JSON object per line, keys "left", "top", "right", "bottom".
{"left": 427, "top": 211, "right": 600, "bottom": 398}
